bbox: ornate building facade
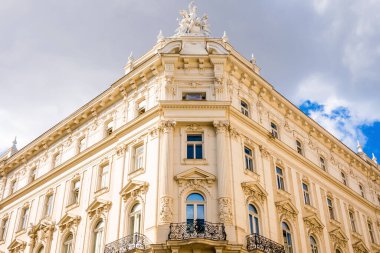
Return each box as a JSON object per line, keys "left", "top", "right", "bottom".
{"left": 0, "top": 3, "right": 380, "bottom": 253}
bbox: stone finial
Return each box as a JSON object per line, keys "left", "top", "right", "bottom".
{"left": 250, "top": 53, "right": 256, "bottom": 65}
{"left": 174, "top": 1, "right": 211, "bottom": 37}
{"left": 222, "top": 31, "right": 229, "bottom": 43}
{"left": 250, "top": 53, "right": 260, "bottom": 75}
{"left": 157, "top": 30, "right": 164, "bottom": 43}
{"left": 372, "top": 153, "right": 378, "bottom": 164}
{"left": 12, "top": 136, "right": 17, "bottom": 148}
{"left": 357, "top": 140, "right": 363, "bottom": 153}
{"left": 124, "top": 52, "right": 134, "bottom": 75}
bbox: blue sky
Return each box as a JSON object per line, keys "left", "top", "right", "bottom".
{"left": 0, "top": 0, "right": 379, "bottom": 159}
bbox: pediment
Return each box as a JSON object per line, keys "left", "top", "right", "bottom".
{"left": 329, "top": 228, "right": 348, "bottom": 248}
{"left": 86, "top": 198, "right": 112, "bottom": 218}
{"left": 57, "top": 213, "right": 81, "bottom": 232}
{"left": 241, "top": 181, "right": 268, "bottom": 203}
{"left": 29, "top": 219, "right": 55, "bottom": 236}
{"left": 353, "top": 240, "right": 370, "bottom": 253}
{"left": 206, "top": 42, "right": 229, "bottom": 55}
{"left": 120, "top": 180, "right": 149, "bottom": 201}
{"left": 174, "top": 167, "right": 216, "bottom": 187}
{"left": 8, "top": 239, "right": 26, "bottom": 251}
{"left": 275, "top": 199, "right": 298, "bottom": 220}
{"left": 160, "top": 41, "right": 182, "bottom": 54}
{"left": 304, "top": 214, "right": 324, "bottom": 234}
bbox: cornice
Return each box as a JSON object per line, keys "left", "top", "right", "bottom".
{"left": 159, "top": 100, "right": 230, "bottom": 110}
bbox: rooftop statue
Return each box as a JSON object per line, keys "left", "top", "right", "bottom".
{"left": 174, "top": 1, "right": 211, "bottom": 37}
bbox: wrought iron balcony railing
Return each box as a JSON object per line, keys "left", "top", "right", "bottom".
{"left": 104, "top": 233, "right": 151, "bottom": 253}
{"left": 246, "top": 233, "right": 285, "bottom": 253}
{"left": 168, "top": 220, "right": 227, "bottom": 241}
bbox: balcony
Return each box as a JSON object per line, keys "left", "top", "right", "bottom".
{"left": 168, "top": 220, "right": 226, "bottom": 241}
{"left": 246, "top": 234, "right": 285, "bottom": 253}
{"left": 104, "top": 233, "right": 151, "bottom": 253}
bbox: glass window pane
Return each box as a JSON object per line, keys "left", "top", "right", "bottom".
{"left": 187, "top": 144, "right": 194, "bottom": 159}
{"left": 195, "top": 144, "right": 203, "bottom": 159}
{"left": 197, "top": 205, "right": 204, "bottom": 220}
{"left": 187, "top": 135, "right": 202, "bottom": 141}
{"left": 186, "top": 204, "right": 194, "bottom": 220}
{"left": 254, "top": 217, "right": 260, "bottom": 234}
{"left": 249, "top": 214, "right": 253, "bottom": 234}
{"left": 187, "top": 193, "right": 205, "bottom": 202}
{"left": 249, "top": 204, "right": 257, "bottom": 213}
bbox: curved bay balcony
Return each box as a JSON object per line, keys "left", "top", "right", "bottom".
{"left": 104, "top": 233, "right": 151, "bottom": 253}
{"left": 168, "top": 220, "right": 227, "bottom": 241}
{"left": 246, "top": 233, "right": 285, "bottom": 253}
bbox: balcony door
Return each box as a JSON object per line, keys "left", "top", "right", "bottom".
{"left": 186, "top": 193, "right": 205, "bottom": 233}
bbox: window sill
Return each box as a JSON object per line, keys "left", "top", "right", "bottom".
{"left": 95, "top": 187, "right": 109, "bottom": 197}
{"left": 244, "top": 169, "right": 260, "bottom": 180}
{"left": 329, "top": 218, "right": 341, "bottom": 227}
{"left": 304, "top": 204, "right": 317, "bottom": 214}
{"left": 66, "top": 202, "right": 79, "bottom": 211}
{"left": 128, "top": 167, "right": 145, "bottom": 178}
{"left": 352, "top": 231, "right": 362, "bottom": 240}
{"left": 182, "top": 159, "right": 208, "bottom": 165}
{"left": 276, "top": 189, "right": 291, "bottom": 199}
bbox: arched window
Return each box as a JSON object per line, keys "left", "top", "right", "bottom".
{"left": 186, "top": 193, "right": 205, "bottom": 233}
{"left": 93, "top": 220, "right": 104, "bottom": 253}
{"left": 310, "top": 236, "right": 318, "bottom": 253}
{"left": 282, "top": 222, "right": 293, "bottom": 253}
{"left": 129, "top": 203, "right": 142, "bottom": 234}
{"left": 62, "top": 233, "right": 73, "bottom": 253}
{"left": 248, "top": 204, "right": 260, "bottom": 235}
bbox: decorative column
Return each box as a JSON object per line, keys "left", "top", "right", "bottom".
{"left": 213, "top": 121, "right": 233, "bottom": 225}
{"left": 158, "top": 120, "right": 176, "bottom": 224}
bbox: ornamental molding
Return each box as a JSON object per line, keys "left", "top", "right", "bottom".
{"left": 120, "top": 180, "right": 149, "bottom": 202}
{"left": 218, "top": 197, "right": 233, "bottom": 224}
{"left": 57, "top": 213, "right": 81, "bottom": 233}
{"left": 329, "top": 228, "right": 348, "bottom": 249}
{"left": 86, "top": 198, "right": 112, "bottom": 219}
{"left": 8, "top": 239, "right": 27, "bottom": 253}
{"left": 28, "top": 219, "right": 55, "bottom": 251}
{"left": 159, "top": 196, "right": 174, "bottom": 224}
{"left": 275, "top": 199, "right": 298, "bottom": 221}
{"left": 352, "top": 240, "right": 370, "bottom": 253}
{"left": 159, "top": 120, "right": 176, "bottom": 133}
{"left": 213, "top": 120, "right": 230, "bottom": 133}
{"left": 241, "top": 181, "right": 267, "bottom": 204}
{"left": 303, "top": 214, "right": 324, "bottom": 235}
{"left": 174, "top": 167, "right": 216, "bottom": 188}
{"left": 186, "top": 123, "right": 203, "bottom": 132}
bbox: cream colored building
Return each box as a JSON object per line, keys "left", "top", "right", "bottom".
{"left": 0, "top": 3, "right": 380, "bottom": 253}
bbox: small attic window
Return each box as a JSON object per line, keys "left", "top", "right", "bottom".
{"left": 182, "top": 92, "right": 206, "bottom": 101}
{"left": 137, "top": 100, "right": 146, "bottom": 115}
{"left": 106, "top": 121, "right": 113, "bottom": 136}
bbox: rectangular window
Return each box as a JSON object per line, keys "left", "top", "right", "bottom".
{"left": 137, "top": 100, "right": 146, "bottom": 115}
{"left": 303, "top": 183, "right": 311, "bottom": 205}
{"left": 276, "top": 167, "right": 285, "bottom": 191}
{"left": 182, "top": 92, "right": 206, "bottom": 101}
{"left": 240, "top": 100, "right": 249, "bottom": 117}
{"left": 320, "top": 157, "right": 326, "bottom": 171}
{"left": 368, "top": 221, "right": 376, "bottom": 244}
{"left": 327, "top": 197, "right": 335, "bottom": 220}
{"left": 186, "top": 134, "right": 203, "bottom": 159}
{"left": 29, "top": 167, "right": 37, "bottom": 183}
{"left": 244, "top": 146, "right": 254, "bottom": 172}
{"left": 296, "top": 140, "right": 303, "bottom": 155}
{"left": 359, "top": 183, "right": 365, "bottom": 198}
{"left": 44, "top": 194, "right": 54, "bottom": 218}
{"left": 19, "top": 207, "right": 29, "bottom": 231}
{"left": 106, "top": 121, "right": 113, "bottom": 136}
{"left": 134, "top": 145, "right": 144, "bottom": 171}
{"left": 0, "top": 217, "right": 8, "bottom": 241}
{"left": 98, "top": 164, "right": 110, "bottom": 189}
{"left": 271, "top": 122, "right": 278, "bottom": 139}
{"left": 349, "top": 211, "right": 356, "bottom": 232}
{"left": 341, "top": 172, "right": 347, "bottom": 186}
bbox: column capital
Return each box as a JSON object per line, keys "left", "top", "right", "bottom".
{"left": 213, "top": 120, "right": 230, "bottom": 133}
{"left": 159, "top": 120, "right": 176, "bottom": 133}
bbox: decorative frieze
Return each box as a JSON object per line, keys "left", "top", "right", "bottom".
{"left": 241, "top": 181, "right": 267, "bottom": 204}
{"left": 86, "top": 199, "right": 112, "bottom": 219}
{"left": 28, "top": 219, "right": 55, "bottom": 251}
{"left": 57, "top": 214, "right": 81, "bottom": 233}
{"left": 275, "top": 199, "right": 298, "bottom": 221}
{"left": 303, "top": 215, "right": 324, "bottom": 235}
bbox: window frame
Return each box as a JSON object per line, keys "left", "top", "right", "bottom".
{"left": 341, "top": 171, "right": 347, "bottom": 186}
{"left": 43, "top": 193, "right": 54, "bottom": 218}
{"left": 349, "top": 210, "right": 357, "bottom": 233}
{"left": 248, "top": 204, "right": 260, "bottom": 235}
{"left": 327, "top": 197, "right": 335, "bottom": 220}
{"left": 296, "top": 140, "right": 304, "bottom": 156}
{"left": 18, "top": 205, "right": 30, "bottom": 232}
{"left": 97, "top": 162, "right": 110, "bottom": 191}
{"left": 129, "top": 203, "right": 142, "bottom": 234}
{"left": 62, "top": 233, "right": 74, "bottom": 253}
{"left": 92, "top": 220, "right": 105, "bottom": 253}
{"left": 276, "top": 166, "right": 286, "bottom": 191}
{"left": 244, "top": 146, "right": 255, "bottom": 172}
{"left": 0, "top": 216, "right": 9, "bottom": 242}
{"left": 359, "top": 183, "right": 365, "bottom": 198}
{"left": 282, "top": 222, "right": 294, "bottom": 253}
{"left": 270, "top": 122, "right": 279, "bottom": 139}
{"left": 302, "top": 182, "right": 311, "bottom": 206}
{"left": 182, "top": 92, "right": 207, "bottom": 101}
{"left": 186, "top": 133, "right": 204, "bottom": 160}
{"left": 310, "top": 236, "right": 319, "bottom": 253}
{"left": 105, "top": 120, "right": 114, "bottom": 137}
{"left": 240, "top": 99, "right": 250, "bottom": 117}
{"left": 319, "top": 156, "right": 327, "bottom": 171}
{"left": 368, "top": 221, "right": 376, "bottom": 244}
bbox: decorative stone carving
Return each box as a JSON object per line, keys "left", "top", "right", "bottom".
{"left": 57, "top": 214, "right": 81, "bottom": 233}
{"left": 259, "top": 145, "right": 271, "bottom": 159}
{"left": 218, "top": 197, "right": 233, "bottom": 224}
{"left": 186, "top": 123, "right": 203, "bottom": 132}
{"left": 7, "top": 239, "right": 27, "bottom": 253}
{"left": 159, "top": 120, "right": 176, "bottom": 133}
{"left": 329, "top": 228, "right": 348, "bottom": 249}
{"left": 86, "top": 199, "right": 112, "bottom": 219}
{"left": 121, "top": 180, "right": 149, "bottom": 202}
{"left": 175, "top": 1, "right": 210, "bottom": 37}
{"left": 241, "top": 182, "right": 267, "bottom": 204}
{"left": 175, "top": 167, "right": 215, "bottom": 187}
{"left": 160, "top": 196, "right": 174, "bottom": 223}
{"left": 352, "top": 240, "right": 370, "bottom": 253}
{"left": 28, "top": 219, "right": 55, "bottom": 251}
{"left": 275, "top": 199, "right": 298, "bottom": 221}
{"left": 116, "top": 144, "right": 127, "bottom": 157}
{"left": 213, "top": 120, "right": 230, "bottom": 134}
{"left": 303, "top": 215, "right": 324, "bottom": 235}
